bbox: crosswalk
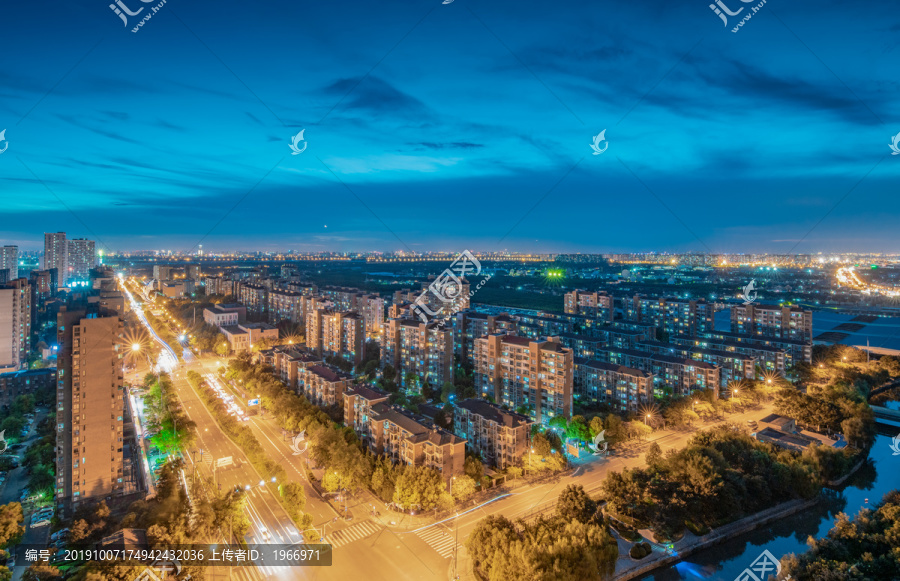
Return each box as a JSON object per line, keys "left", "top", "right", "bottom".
{"left": 327, "top": 521, "right": 382, "bottom": 547}
{"left": 415, "top": 526, "right": 458, "bottom": 559}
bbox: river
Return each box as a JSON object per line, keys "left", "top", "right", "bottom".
{"left": 636, "top": 431, "right": 900, "bottom": 580}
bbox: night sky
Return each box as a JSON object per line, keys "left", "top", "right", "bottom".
{"left": 1, "top": 0, "right": 899, "bottom": 254}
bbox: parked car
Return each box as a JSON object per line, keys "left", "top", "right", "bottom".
{"left": 31, "top": 518, "right": 50, "bottom": 528}
{"left": 50, "top": 528, "right": 69, "bottom": 541}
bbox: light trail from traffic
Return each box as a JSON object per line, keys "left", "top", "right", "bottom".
{"left": 836, "top": 266, "right": 900, "bottom": 298}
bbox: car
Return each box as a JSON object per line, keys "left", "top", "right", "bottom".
{"left": 50, "top": 528, "right": 69, "bottom": 541}
{"left": 31, "top": 518, "right": 50, "bottom": 527}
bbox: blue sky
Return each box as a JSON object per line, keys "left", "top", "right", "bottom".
{"left": 1, "top": 0, "right": 899, "bottom": 254}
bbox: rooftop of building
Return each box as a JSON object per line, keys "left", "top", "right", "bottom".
{"left": 556, "top": 332, "right": 605, "bottom": 341}
{"left": 704, "top": 330, "right": 810, "bottom": 347}
{"left": 306, "top": 365, "right": 353, "bottom": 382}
{"left": 345, "top": 383, "right": 390, "bottom": 402}
{"left": 573, "top": 357, "right": 653, "bottom": 377}
{"left": 241, "top": 322, "right": 276, "bottom": 330}
{"left": 755, "top": 427, "right": 815, "bottom": 449}
{"left": 689, "top": 347, "right": 755, "bottom": 361}
{"left": 371, "top": 403, "right": 465, "bottom": 446}
{"left": 456, "top": 398, "right": 532, "bottom": 428}
{"left": 651, "top": 353, "right": 717, "bottom": 369}
{"left": 0, "top": 368, "right": 56, "bottom": 380}
{"left": 221, "top": 325, "right": 248, "bottom": 337}
{"left": 759, "top": 413, "right": 795, "bottom": 429}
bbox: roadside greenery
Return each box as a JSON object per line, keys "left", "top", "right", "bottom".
{"left": 224, "top": 354, "right": 470, "bottom": 510}
{"left": 141, "top": 373, "right": 197, "bottom": 455}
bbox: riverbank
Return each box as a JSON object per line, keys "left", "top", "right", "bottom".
{"left": 615, "top": 496, "right": 821, "bottom": 581}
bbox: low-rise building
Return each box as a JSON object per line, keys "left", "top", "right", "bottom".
{"left": 272, "top": 347, "right": 322, "bottom": 389}
{"left": 344, "top": 384, "right": 391, "bottom": 439}
{"left": 453, "top": 399, "right": 531, "bottom": 469}
{"left": 0, "top": 368, "right": 56, "bottom": 406}
{"left": 204, "top": 306, "right": 240, "bottom": 327}
{"left": 298, "top": 365, "right": 352, "bottom": 407}
{"left": 221, "top": 322, "right": 279, "bottom": 352}
{"left": 366, "top": 403, "right": 465, "bottom": 488}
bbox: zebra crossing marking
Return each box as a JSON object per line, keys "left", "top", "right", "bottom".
{"left": 415, "top": 526, "right": 458, "bottom": 559}
{"left": 327, "top": 521, "right": 382, "bottom": 547}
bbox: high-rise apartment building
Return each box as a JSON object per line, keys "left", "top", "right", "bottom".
{"left": 66, "top": 239, "right": 96, "bottom": 283}
{"left": 306, "top": 308, "right": 366, "bottom": 365}
{"left": 356, "top": 294, "right": 385, "bottom": 340}
{"left": 730, "top": 304, "right": 813, "bottom": 343}
{"left": 627, "top": 295, "right": 720, "bottom": 338}
{"left": 268, "top": 289, "right": 305, "bottom": 324}
{"left": 382, "top": 318, "right": 453, "bottom": 391}
{"left": 0, "top": 246, "right": 18, "bottom": 281}
{"left": 454, "top": 311, "right": 516, "bottom": 366}
{"left": 0, "top": 279, "right": 31, "bottom": 373}
{"left": 563, "top": 290, "right": 614, "bottom": 321}
{"left": 474, "top": 334, "right": 573, "bottom": 424}
{"left": 153, "top": 265, "right": 173, "bottom": 281}
{"left": 44, "top": 232, "right": 67, "bottom": 287}
{"left": 56, "top": 307, "right": 125, "bottom": 510}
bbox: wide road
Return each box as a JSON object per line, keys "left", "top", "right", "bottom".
{"left": 122, "top": 279, "right": 299, "bottom": 581}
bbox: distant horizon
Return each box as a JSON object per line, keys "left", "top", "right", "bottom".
{"left": 8, "top": 242, "right": 900, "bottom": 258}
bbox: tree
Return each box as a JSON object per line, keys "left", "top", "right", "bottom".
{"left": 0, "top": 503, "right": 24, "bottom": 548}
{"left": 383, "top": 364, "right": 396, "bottom": 383}
{"left": 451, "top": 475, "right": 477, "bottom": 501}
{"left": 566, "top": 416, "right": 591, "bottom": 442}
{"left": 22, "top": 563, "right": 60, "bottom": 581}
{"left": 464, "top": 456, "right": 484, "bottom": 483}
{"left": 548, "top": 416, "right": 568, "bottom": 433}
{"left": 393, "top": 466, "right": 445, "bottom": 510}
{"left": 645, "top": 442, "right": 663, "bottom": 467}
{"left": 556, "top": 484, "right": 597, "bottom": 524}
{"left": 440, "top": 382, "right": 456, "bottom": 404}
{"left": 589, "top": 415, "right": 605, "bottom": 437}
{"left": 532, "top": 433, "right": 552, "bottom": 457}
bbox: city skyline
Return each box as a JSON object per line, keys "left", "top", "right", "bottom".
{"left": 1, "top": 1, "right": 900, "bottom": 253}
